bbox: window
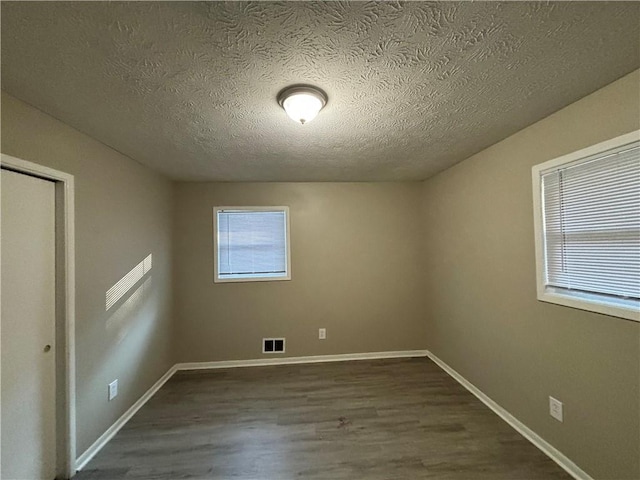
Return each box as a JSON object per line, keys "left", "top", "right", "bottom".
{"left": 532, "top": 131, "right": 639, "bottom": 322}
{"left": 213, "top": 206, "right": 290, "bottom": 283}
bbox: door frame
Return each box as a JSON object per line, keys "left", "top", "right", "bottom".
{"left": 1, "top": 154, "right": 76, "bottom": 479}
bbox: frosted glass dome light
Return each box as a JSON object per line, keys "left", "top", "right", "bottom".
{"left": 278, "top": 85, "right": 327, "bottom": 125}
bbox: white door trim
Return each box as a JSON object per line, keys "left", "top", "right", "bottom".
{"left": 1, "top": 154, "right": 76, "bottom": 478}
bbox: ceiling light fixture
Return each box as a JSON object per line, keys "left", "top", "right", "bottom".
{"left": 277, "top": 85, "right": 327, "bottom": 125}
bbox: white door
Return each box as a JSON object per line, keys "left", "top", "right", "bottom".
{"left": 1, "top": 168, "right": 57, "bottom": 480}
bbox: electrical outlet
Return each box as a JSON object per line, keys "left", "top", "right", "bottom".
{"left": 108, "top": 379, "right": 118, "bottom": 401}
{"left": 549, "top": 396, "right": 563, "bottom": 422}
{"left": 319, "top": 328, "right": 326, "bottom": 340}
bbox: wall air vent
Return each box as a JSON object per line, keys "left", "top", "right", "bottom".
{"left": 263, "top": 338, "right": 285, "bottom": 354}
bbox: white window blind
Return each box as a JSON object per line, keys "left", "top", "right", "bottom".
{"left": 215, "top": 208, "right": 289, "bottom": 281}
{"left": 541, "top": 142, "right": 640, "bottom": 301}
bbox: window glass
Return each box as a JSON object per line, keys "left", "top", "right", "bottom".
{"left": 214, "top": 207, "right": 290, "bottom": 282}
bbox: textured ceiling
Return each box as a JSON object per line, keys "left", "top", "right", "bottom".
{"left": 2, "top": 2, "right": 639, "bottom": 182}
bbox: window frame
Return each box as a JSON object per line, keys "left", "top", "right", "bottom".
{"left": 213, "top": 206, "right": 291, "bottom": 284}
{"left": 532, "top": 130, "right": 640, "bottom": 322}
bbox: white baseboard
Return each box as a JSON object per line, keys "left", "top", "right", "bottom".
{"left": 75, "top": 365, "right": 178, "bottom": 471}
{"left": 425, "top": 350, "right": 593, "bottom": 480}
{"left": 74, "top": 350, "right": 426, "bottom": 471}
{"left": 175, "top": 349, "right": 429, "bottom": 371}
{"left": 76, "top": 349, "right": 593, "bottom": 479}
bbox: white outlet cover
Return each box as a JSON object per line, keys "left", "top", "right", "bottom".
{"left": 319, "top": 328, "right": 326, "bottom": 339}
{"left": 549, "top": 396, "right": 563, "bottom": 422}
{"left": 108, "top": 379, "right": 118, "bottom": 401}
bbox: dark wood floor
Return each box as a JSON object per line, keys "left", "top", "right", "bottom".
{"left": 76, "top": 358, "right": 572, "bottom": 479}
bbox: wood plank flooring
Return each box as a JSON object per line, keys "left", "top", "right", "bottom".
{"left": 75, "top": 358, "right": 572, "bottom": 479}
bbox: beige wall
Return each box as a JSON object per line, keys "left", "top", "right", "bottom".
{"left": 3, "top": 68, "right": 638, "bottom": 478}
{"left": 420, "top": 70, "right": 640, "bottom": 479}
{"left": 1, "top": 92, "right": 174, "bottom": 456}
{"left": 173, "top": 182, "right": 426, "bottom": 362}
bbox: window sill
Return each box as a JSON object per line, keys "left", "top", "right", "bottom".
{"left": 214, "top": 274, "right": 291, "bottom": 284}
{"left": 538, "top": 288, "right": 639, "bottom": 322}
